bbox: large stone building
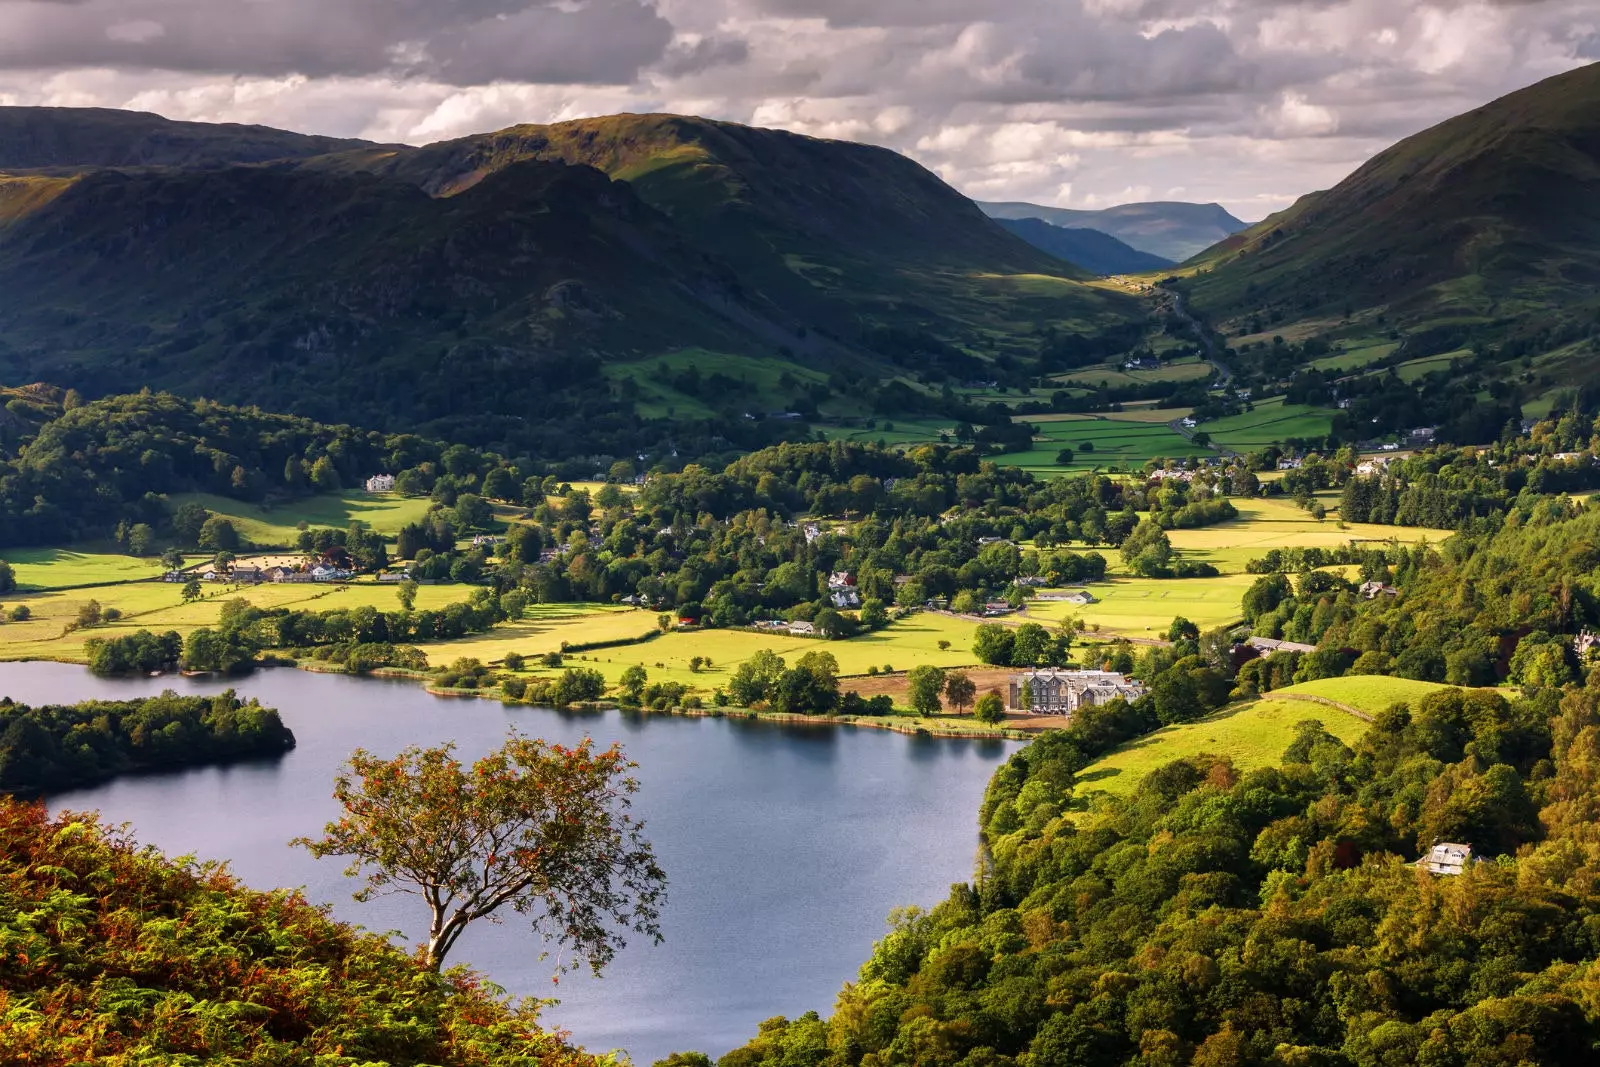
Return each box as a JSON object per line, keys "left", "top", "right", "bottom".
{"left": 1008, "top": 669, "right": 1145, "bottom": 715}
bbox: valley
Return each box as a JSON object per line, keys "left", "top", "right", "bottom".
{"left": 4, "top": 50, "right": 1600, "bottom": 1067}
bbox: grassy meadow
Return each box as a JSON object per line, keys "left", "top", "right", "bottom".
{"left": 169, "top": 491, "right": 437, "bottom": 547}
{"left": 1074, "top": 696, "right": 1374, "bottom": 797}
{"left": 998, "top": 416, "right": 1210, "bottom": 476}
{"left": 1201, "top": 398, "right": 1335, "bottom": 452}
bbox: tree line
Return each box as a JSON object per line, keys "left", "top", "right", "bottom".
{"left": 0, "top": 690, "right": 294, "bottom": 794}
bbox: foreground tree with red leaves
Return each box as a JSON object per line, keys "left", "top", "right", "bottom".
{"left": 296, "top": 734, "right": 666, "bottom": 974}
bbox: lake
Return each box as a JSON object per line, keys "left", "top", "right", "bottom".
{"left": 2, "top": 662, "right": 1020, "bottom": 1065}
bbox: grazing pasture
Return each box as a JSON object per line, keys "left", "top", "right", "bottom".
{"left": 1074, "top": 696, "right": 1372, "bottom": 797}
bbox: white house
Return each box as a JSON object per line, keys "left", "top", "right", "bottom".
{"left": 1246, "top": 636, "right": 1317, "bottom": 655}
{"left": 1181, "top": 417, "right": 1199, "bottom": 429}
{"left": 830, "top": 588, "right": 861, "bottom": 610}
{"left": 827, "top": 571, "right": 853, "bottom": 590}
{"left": 787, "top": 621, "right": 817, "bottom": 636}
{"left": 365, "top": 474, "right": 396, "bottom": 493}
{"left": 1065, "top": 590, "right": 1098, "bottom": 606}
{"left": 802, "top": 523, "right": 822, "bottom": 544}
{"left": 1422, "top": 842, "right": 1472, "bottom": 876}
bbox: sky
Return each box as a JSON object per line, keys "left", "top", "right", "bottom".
{"left": 0, "top": 1, "right": 1594, "bottom": 220}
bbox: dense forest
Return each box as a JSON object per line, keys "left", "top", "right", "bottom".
{"left": 709, "top": 677, "right": 1600, "bottom": 1066}
{"left": 0, "top": 690, "right": 294, "bottom": 794}
{"left": 0, "top": 798, "right": 609, "bottom": 1065}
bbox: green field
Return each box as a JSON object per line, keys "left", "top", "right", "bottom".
{"left": 1395, "top": 350, "right": 1472, "bottom": 383}
{"left": 1271, "top": 675, "right": 1459, "bottom": 714}
{"left": 1053, "top": 359, "right": 1214, "bottom": 390}
{"left": 169, "top": 492, "right": 438, "bottom": 547}
{"left": 0, "top": 579, "right": 482, "bottom": 664}
{"left": 816, "top": 417, "right": 955, "bottom": 447}
{"left": 517, "top": 611, "right": 985, "bottom": 692}
{"left": 4, "top": 548, "right": 183, "bottom": 591}
{"left": 601, "top": 348, "right": 835, "bottom": 420}
{"left": 1200, "top": 398, "right": 1335, "bottom": 451}
{"left": 1165, "top": 497, "right": 1446, "bottom": 573}
{"left": 1026, "top": 574, "right": 1256, "bottom": 634}
{"left": 999, "top": 417, "right": 1209, "bottom": 475}
{"left": 1075, "top": 696, "right": 1372, "bottom": 797}
{"left": 1310, "top": 339, "right": 1400, "bottom": 374}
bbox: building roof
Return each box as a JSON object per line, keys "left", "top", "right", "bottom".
{"left": 1422, "top": 842, "right": 1472, "bottom": 876}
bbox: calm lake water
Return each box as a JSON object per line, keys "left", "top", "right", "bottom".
{"left": 3, "top": 662, "right": 1019, "bottom": 1065}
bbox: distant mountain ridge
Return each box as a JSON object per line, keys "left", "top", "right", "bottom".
{"left": 993, "top": 217, "right": 1174, "bottom": 275}
{"left": 979, "top": 200, "right": 1249, "bottom": 262}
{"left": 0, "top": 108, "right": 1136, "bottom": 456}
{"left": 0, "top": 106, "right": 381, "bottom": 170}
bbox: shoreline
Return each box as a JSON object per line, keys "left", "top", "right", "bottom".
{"left": 4, "top": 654, "right": 1037, "bottom": 742}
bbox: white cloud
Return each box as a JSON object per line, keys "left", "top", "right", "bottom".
{"left": 0, "top": 0, "right": 1592, "bottom": 216}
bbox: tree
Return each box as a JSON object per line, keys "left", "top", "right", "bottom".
{"left": 160, "top": 547, "right": 186, "bottom": 572}
{"left": 1166, "top": 616, "right": 1199, "bottom": 643}
{"left": 295, "top": 735, "right": 665, "bottom": 973}
{"left": 397, "top": 579, "right": 418, "bottom": 612}
{"left": 198, "top": 516, "right": 240, "bottom": 552}
{"left": 181, "top": 578, "right": 202, "bottom": 603}
{"left": 620, "top": 665, "right": 649, "bottom": 704}
{"left": 0, "top": 560, "right": 12, "bottom": 594}
{"left": 907, "top": 666, "right": 946, "bottom": 715}
{"left": 728, "top": 650, "right": 785, "bottom": 705}
{"left": 974, "top": 690, "right": 1005, "bottom": 725}
{"left": 973, "top": 623, "right": 1016, "bottom": 666}
{"left": 127, "top": 524, "right": 155, "bottom": 557}
{"left": 944, "top": 672, "right": 977, "bottom": 714}
{"left": 1055, "top": 448, "right": 1074, "bottom": 466}
{"left": 172, "top": 502, "right": 210, "bottom": 546}
{"left": 309, "top": 456, "right": 341, "bottom": 491}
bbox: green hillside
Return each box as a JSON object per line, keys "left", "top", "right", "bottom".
{"left": 0, "top": 157, "right": 772, "bottom": 453}
{"left": 1185, "top": 63, "right": 1600, "bottom": 358}
{"left": 0, "top": 109, "right": 1139, "bottom": 456}
{"left": 349, "top": 113, "right": 1129, "bottom": 368}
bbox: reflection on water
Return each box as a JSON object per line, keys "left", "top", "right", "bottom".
{"left": 5, "top": 661, "right": 1020, "bottom": 1065}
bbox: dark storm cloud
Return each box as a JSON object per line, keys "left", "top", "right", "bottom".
{"left": 0, "top": 0, "right": 674, "bottom": 84}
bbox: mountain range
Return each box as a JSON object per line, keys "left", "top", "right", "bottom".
{"left": 979, "top": 200, "right": 1249, "bottom": 262}
{"left": 991, "top": 218, "right": 1174, "bottom": 275}
{"left": 1186, "top": 62, "right": 1600, "bottom": 364}
{"left": 0, "top": 108, "right": 1133, "bottom": 454}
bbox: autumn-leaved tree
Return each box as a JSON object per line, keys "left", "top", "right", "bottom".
{"left": 295, "top": 734, "right": 666, "bottom": 974}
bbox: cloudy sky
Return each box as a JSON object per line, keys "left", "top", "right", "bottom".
{"left": 0, "top": 0, "right": 1594, "bottom": 220}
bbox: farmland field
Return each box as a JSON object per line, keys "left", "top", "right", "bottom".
{"left": 600, "top": 347, "right": 834, "bottom": 420}
{"left": 1165, "top": 497, "right": 1447, "bottom": 573}
{"left": 1025, "top": 574, "right": 1257, "bottom": 634}
{"left": 5, "top": 548, "right": 183, "bottom": 590}
{"left": 0, "top": 579, "right": 483, "bottom": 663}
{"left": 1029, "top": 406, "right": 1194, "bottom": 425}
{"left": 998, "top": 417, "right": 1210, "bottom": 475}
{"left": 1053, "top": 359, "right": 1214, "bottom": 390}
{"left": 1200, "top": 398, "right": 1335, "bottom": 451}
{"left": 1271, "top": 675, "right": 1461, "bottom": 714}
{"left": 1310, "top": 339, "right": 1400, "bottom": 373}
{"left": 1074, "top": 696, "right": 1372, "bottom": 797}
{"left": 168, "top": 491, "right": 438, "bottom": 546}
{"left": 1395, "top": 350, "right": 1472, "bottom": 383}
